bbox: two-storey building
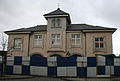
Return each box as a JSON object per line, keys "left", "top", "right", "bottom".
{"left": 5, "top": 8, "right": 116, "bottom": 57}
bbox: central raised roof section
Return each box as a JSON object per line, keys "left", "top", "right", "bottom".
{"left": 44, "top": 8, "right": 71, "bottom": 24}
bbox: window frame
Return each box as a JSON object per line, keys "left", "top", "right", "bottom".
{"left": 51, "top": 34, "right": 60, "bottom": 45}
{"left": 71, "top": 34, "right": 81, "bottom": 46}
{"left": 51, "top": 18, "right": 61, "bottom": 27}
{"left": 14, "top": 38, "right": 22, "bottom": 50}
{"left": 33, "top": 34, "right": 43, "bottom": 47}
{"left": 94, "top": 37, "right": 105, "bottom": 51}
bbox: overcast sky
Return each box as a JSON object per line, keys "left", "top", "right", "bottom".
{"left": 0, "top": 0, "right": 120, "bottom": 55}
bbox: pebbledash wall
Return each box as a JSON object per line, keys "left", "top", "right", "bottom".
{"left": 5, "top": 56, "right": 120, "bottom": 77}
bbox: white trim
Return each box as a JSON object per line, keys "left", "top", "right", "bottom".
{"left": 93, "top": 36, "right": 106, "bottom": 52}
{"left": 51, "top": 34, "right": 60, "bottom": 45}
{"left": 44, "top": 15, "right": 69, "bottom": 18}
{"left": 33, "top": 34, "right": 43, "bottom": 48}
{"left": 82, "top": 30, "right": 116, "bottom": 32}
{"left": 69, "top": 33, "right": 82, "bottom": 49}
{"left": 14, "top": 38, "right": 22, "bottom": 49}
{"left": 66, "top": 31, "right": 81, "bottom": 33}
{"left": 6, "top": 32, "right": 31, "bottom": 34}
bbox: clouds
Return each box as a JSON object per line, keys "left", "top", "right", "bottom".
{"left": 1, "top": 0, "right": 120, "bottom": 28}
{"left": 86, "top": 0, "right": 120, "bottom": 27}
{"left": 0, "top": 0, "right": 120, "bottom": 54}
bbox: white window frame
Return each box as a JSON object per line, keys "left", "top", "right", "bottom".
{"left": 52, "top": 18, "right": 61, "bottom": 27}
{"left": 14, "top": 38, "right": 22, "bottom": 49}
{"left": 95, "top": 37, "right": 104, "bottom": 49}
{"left": 71, "top": 34, "right": 81, "bottom": 45}
{"left": 33, "top": 34, "right": 43, "bottom": 47}
{"left": 51, "top": 34, "right": 60, "bottom": 45}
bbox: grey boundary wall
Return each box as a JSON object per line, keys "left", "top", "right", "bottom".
{"left": 3, "top": 56, "right": 120, "bottom": 77}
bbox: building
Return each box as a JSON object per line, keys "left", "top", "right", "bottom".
{"left": 5, "top": 8, "right": 116, "bottom": 57}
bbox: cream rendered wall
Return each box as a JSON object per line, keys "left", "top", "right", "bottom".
{"left": 28, "top": 31, "right": 66, "bottom": 57}
{"left": 66, "top": 32, "right": 86, "bottom": 56}
{"left": 46, "top": 17, "right": 67, "bottom": 56}
{"left": 46, "top": 32, "right": 66, "bottom": 52}
{"left": 85, "top": 32, "right": 113, "bottom": 57}
{"left": 29, "top": 32, "right": 48, "bottom": 57}
{"left": 7, "top": 31, "right": 113, "bottom": 57}
{"left": 7, "top": 34, "right": 29, "bottom": 56}
{"left": 47, "top": 18, "right": 67, "bottom": 32}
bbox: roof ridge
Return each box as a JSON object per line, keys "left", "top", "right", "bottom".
{"left": 44, "top": 8, "right": 69, "bottom": 16}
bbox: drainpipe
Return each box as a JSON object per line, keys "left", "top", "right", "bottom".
{"left": 28, "top": 33, "right": 31, "bottom": 56}
{"left": 85, "top": 33, "right": 87, "bottom": 57}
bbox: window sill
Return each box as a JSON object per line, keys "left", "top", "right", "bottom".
{"left": 94, "top": 49, "right": 105, "bottom": 52}
{"left": 13, "top": 48, "right": 22, "bottom": 52}
{"left": 51, "top": 27, "right": 62, "bottom": 28}
{"left": 51, "top": 44, "right": 61, "bottom": 48}
{"left": 33, "top": 46, "right": 43, "bottom": 48}
{"left": 70, "top": 45, "right": 81, "bottom": 48}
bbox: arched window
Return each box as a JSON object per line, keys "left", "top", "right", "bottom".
{"left": 71, "top": 54, "right": 82, "bottom": 57}
{"left": 52, "top": 19, "right": 56, "bottom": 27}
{"left": 52, "top": 18, "right": 61, "bottom": 27}
{"left": 56, "top": 19, "right": 61, "bottom": 27}
{"left": 50, "top": 54, "right": 62, "bottom": 57}
{"left": 31, "top": 54, "right": 43, "bottom": 57}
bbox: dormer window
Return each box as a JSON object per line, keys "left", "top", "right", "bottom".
{"left": 52, "top": 18, "right": 61, "bottom": 27}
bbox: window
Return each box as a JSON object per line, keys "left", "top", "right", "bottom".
{"left": 52, "top": 34, "right": 60, "bottom": 45}
{"left": 52, "top": 18, "right": 61, "bottom": 27}
{"left": 95, "top": 37, "right": 104, "bottom": 49}
{"left": 34, "top": 35, "right": 43, "bottom": 47}
{"left": 14, "top": 38, "right": 22, "bottom": 49}
{"left": 71, "top": 34, "right": 80, "bottom": 45}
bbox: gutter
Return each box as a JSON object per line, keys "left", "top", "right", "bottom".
{"left": 4, "top": 32, "right": 31, "bottom": 35}
{"left": 84, "top": 33, "right": 87, "bottom": 57}
{"left": 82, "top": 29, "right": 116, "bottom": 33}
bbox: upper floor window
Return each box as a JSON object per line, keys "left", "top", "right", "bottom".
{"left": 71, "top": 34, "right": 81, "bottom": 45}
{"left": 52, "top": 34, "right": 60, "bottom": 45}
{"left": 34, "top": 35, "right": 43, "bottom": 47}
{"left": 52, "top": 18, "right": 61, "bottom": 27}
{"left": 14, "top": 38, "right": 22, "bottom": 49}
{"left": 95, "top": 37, "right": 104, "bottom": 49}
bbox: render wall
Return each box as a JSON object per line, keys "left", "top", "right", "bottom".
{"left": 7, "top": 31, "right": 113, "bottom": 57}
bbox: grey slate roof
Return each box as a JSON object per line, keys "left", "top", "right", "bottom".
{"left": 5, "top": 25, "right": 47, "bottom": 33}
{"left": 44, "top": 8, "right": 69, "bottom": 16}
{"left": 44, "top": 8, "right": 71, "bottom": 24}
{"left": 5, "top": 24, "right": 116, "bottom": 34}
{"left": 66, "top": 24, "right": 116, "bottom": 31}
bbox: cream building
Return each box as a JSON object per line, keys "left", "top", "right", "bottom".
{"left": 5, "top": 8, "right": 116, "bottom": 57}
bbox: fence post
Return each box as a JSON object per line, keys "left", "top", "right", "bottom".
{"left": 0, "top": 51, "right": 7, "bottom": 77}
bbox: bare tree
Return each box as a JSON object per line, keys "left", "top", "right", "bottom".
{"left": 0, "top": 32, "right": 8, "bottom": 51}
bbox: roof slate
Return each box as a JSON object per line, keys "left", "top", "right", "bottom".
{"left": 66, "top": 24, "right": 116, "bottom": 31}
{"left": 44, "top": 8, "right": 71, "bottom": 24}
{"left": 44, "top": 8, "right": 69, "bottom": 16}
{"left": 5, "top": 24, "right": 116, "bottom": 34}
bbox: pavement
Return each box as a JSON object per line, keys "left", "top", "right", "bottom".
{"left": 0, "top": 75, "right": 36, "bottom": 80}
{"left": 0, "top": 75, "right": 120, "bottom": 81}
{"left": 63, "top": 77, "right": 120, "bottom": 81}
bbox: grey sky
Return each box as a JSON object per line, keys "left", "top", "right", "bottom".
{"left": 0, "top": 0, "right": 120, "bottom": 54}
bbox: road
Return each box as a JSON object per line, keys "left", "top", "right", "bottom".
{"left": 3, "top": 77, "right": 65, "bottom": 81}
{"left": 1, "top": 75, "right": 120, "bottom": 81}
